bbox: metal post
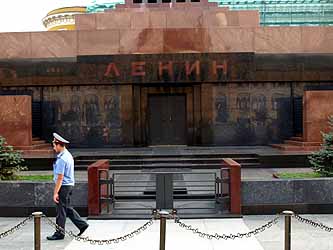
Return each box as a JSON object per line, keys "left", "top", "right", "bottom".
{"left": 32, "top": 212, "right": 43, "bottom": 250}
{"left": 283, "top": 210, "right": 294, "bottom": 250}
{"left": 159, "top": 210, "right": 169, "bottom": 250}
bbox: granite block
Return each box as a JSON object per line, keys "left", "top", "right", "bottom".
{"left": 96, "top": 12, "right": 131, "bottom": 30}
{"left": 208, "top": 27, "right": 254, "bottom": 52}
{"left": 202, "top": 10, "right": 228, "bottom": 27}
{"left": 166, "top": 9, "right": 204, "bottom": 28}
{"left": 0, "top": 32, "right": 31, "bottom": 59}
{"left": 0, "top": 182, "right": 35, "bottom": 207}
{"left": 242, "top": 180, "right": 295, "bottom": 205}
{"left": 35, "top": 182, "right": 87, "bottom": 207}
{"left": 119, "top": 28, "right": 163, "bottom": 54}
{"left": 31, "top": 31, "right": 77, "bottom": 58}
{"left": 302, "top": 27, "right": 333, "bottom": 53}
{"left": 131, "top": 11, "right": 150, "bottom": 29}
{"left": 149, "top": 11, "right": 167, "bottom": 28}
{"left": 303, "top": 90, "right": 333, "bottom": 142}
{"left": 164, "top": 28, "right": 208, "bottom": 53}
{"left": 294, "top": 179, "right": 333, "bottom": 204}
{"left": 34, "top": 182, "right": 54, "bottom": 206}
{"left": 78, "top": 30, "right": 120, "bottom": 56}
{"left": 254, "top": 27, "right": 302, "bottom": 53}
{"left": 0, "top": 95, "right": 32, "bottom": 146}
{"left": 75, "top": 13, "right": 97, "bottom": 31}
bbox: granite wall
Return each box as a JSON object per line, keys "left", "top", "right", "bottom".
{"left": 212, "top": 82, "right": 293, "bottom": 145}
{"left": 242, "top": 178, "right": 333, "bottom": 214}
{"left": 42, "top": 85, "right": 122, "bottom": 147}
{"left": 303, "top": 90, "right": 333, "bottom": 142}
{"left": 0, "top": 182, "right": 87, "bottom": 216}
{"left": 0, "top": 95, "right": 32, "bottom": 146}
{"left": 0, "top": 53, "right": 333, "bottom": 146}
{"left": 1, "top": 179, "right": 333, "bottom": 216}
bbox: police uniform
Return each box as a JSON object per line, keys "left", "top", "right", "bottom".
{"left": 47, "top": 133, "right": 88, "bottom": 240}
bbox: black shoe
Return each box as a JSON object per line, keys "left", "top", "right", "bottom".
{"left": 46, "top": 234, "right": 65, "bottom": 240}
{"left": 77, "top": 224, "right": 89, "bottom": 236}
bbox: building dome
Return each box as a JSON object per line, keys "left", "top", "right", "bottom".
{"left": 42, "top": 6, "right": 87, "bottom": 31}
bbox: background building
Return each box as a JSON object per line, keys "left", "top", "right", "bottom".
{"left": 43, "top": 6, "right": 87, "bottom": 31}
{"left": 215, "top": 0, "right": 333, "bottom": 26}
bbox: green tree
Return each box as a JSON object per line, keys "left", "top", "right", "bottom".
{"left": 309, "top": 115, "right": 333, "bottom": 177}
{"left": 0, "top": 136, "right": 26, "bottom": 180}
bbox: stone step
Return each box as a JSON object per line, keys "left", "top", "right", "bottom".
{"left": 76, "top": 157, "right": 259, "bottom": 165}
{"left": 284, "top": 140, "right": 321, "bottom": 147}
{"left": 75, "top": 162, "right": 259, "bottom": 170}
{"left": 270, "top": 144, "right": 321, "bottom": 152}
{"left": 75, "top": 154, "right": 258, "bottom": 161}
{"left": 21, "top": 149, "right": 54, "bottom": 157}
{"left": 15, "top": 143, "right": 51, "bottom": 151}
{"left": 289, "top": 136, "right": 304, "bottom": 142}
{"left": 32, "top": 140, "right": 47, "bottom": 145}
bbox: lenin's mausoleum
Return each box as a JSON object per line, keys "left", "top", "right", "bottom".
{"left": 0, "top": 0, "right": 332, "bottom": 151}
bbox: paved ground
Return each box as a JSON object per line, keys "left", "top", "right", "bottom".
{"left": 1, "top": 214, "right": 333, "bottom": 250}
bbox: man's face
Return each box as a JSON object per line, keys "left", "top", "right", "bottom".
{"left": 52, "top": 140, "right": 64, "bottom": 153}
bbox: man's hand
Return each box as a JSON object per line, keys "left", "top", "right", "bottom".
{"left": 53, "top": 174, "right": 64, "bottom": 204}
{"left": 53, "top": 193, "right": 59, "bottom": 203}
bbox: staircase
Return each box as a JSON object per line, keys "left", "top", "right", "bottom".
{"left": 74, "top": 152, "right": 260, "bottom": 171}
{"left": 271, "top": 136, "right": 321, "bottom": 152}
{"left": 15, "top": 136, "right": 53, "bottom": 156}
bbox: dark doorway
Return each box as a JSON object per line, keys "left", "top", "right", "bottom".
{"left": 148, "top": 95, "right": 187, "bottom": 145}
{"left": 293, "top": 97, "right": 303, "bottom": 136}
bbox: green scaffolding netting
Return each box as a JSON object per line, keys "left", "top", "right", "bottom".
{"left": 210, "top": 0, "right": 333, "bottom": 26}
{"left": 87, "top": 0, "right": 124, "bottom": 12}
{"left": 86, "top": 0, "right": 333, "bottom": 26}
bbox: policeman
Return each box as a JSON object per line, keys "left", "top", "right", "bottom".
{"left": 47, "top": 133, "right": 89, "bottom": 240}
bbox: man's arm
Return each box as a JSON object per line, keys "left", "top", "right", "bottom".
{"left": 53, "top": 174, "right": 64, "bottom": 203}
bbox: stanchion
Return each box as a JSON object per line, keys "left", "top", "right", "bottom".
{"left": 32, "top": 212, "right": 43, "bottom": 250}
{"left": 283, "top": 210, "right": 294, "bottom": 250}
{"left": 159, "top": 210, "right": 169, "bottom": 250}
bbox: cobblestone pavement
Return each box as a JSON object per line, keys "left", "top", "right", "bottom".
{"left": 1, "top": 214, "right": 333, "bottom": 250}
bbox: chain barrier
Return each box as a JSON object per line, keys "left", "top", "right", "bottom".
{"left": 43, "top": 215, "right": 154, "bottom": 245}
{"left": 0, "top": 215, "right": 33, "bottom": 239}
{"left": 174, "top": 214, "right": 281, "bottom": 240}
{"left": 293, "top": 214, "right": 333, "bottom": 232}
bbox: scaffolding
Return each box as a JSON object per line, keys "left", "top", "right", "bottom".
{"left": 212, "top": 0, "right": 333, "bottom": 26}
{"left": 86, "top": 0, "right": 333, "bottom": 26}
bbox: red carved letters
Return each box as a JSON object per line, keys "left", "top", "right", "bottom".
{"left": 104, "top": 63, "right": 120, "bottom": 77}
{"left": 131, "top": 61, "right": 146, "bottom": 77}
{"left": 212, "top": 60, "right": 228, "bottom": 76}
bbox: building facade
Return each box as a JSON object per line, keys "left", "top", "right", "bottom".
{"left": 0, "top": 0, "right": 333, "bottom": 147}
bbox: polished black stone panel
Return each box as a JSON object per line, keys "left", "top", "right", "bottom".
{"left": 0, "top": 182, "right": 87, "bottom": 209}
{"left": 242, "top": 178, "right": 333, "bottom": 206}
{"left": 0, "top": 183, "right": 35, "bottom": 207}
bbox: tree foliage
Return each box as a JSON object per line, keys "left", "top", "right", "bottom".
{"left": 309, "top": 115, "right": 333, "bottom": 177}
{"left": 0, "top": 136, "right": 26, "bottom": 180}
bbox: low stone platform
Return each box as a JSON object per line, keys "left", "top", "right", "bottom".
{"left": 22, "top": 146, "right": 313, "bottom": 170}
{"left": 271, "top": 136, "right": 321, "bottom": 152}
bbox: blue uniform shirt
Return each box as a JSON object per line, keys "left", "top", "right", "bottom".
{"left": 53, "top": 149, "right": 75, "bottom": 186}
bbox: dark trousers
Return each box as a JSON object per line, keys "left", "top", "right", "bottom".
{"left": 55, "top": 185, "right": 88, "bottom": 236}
